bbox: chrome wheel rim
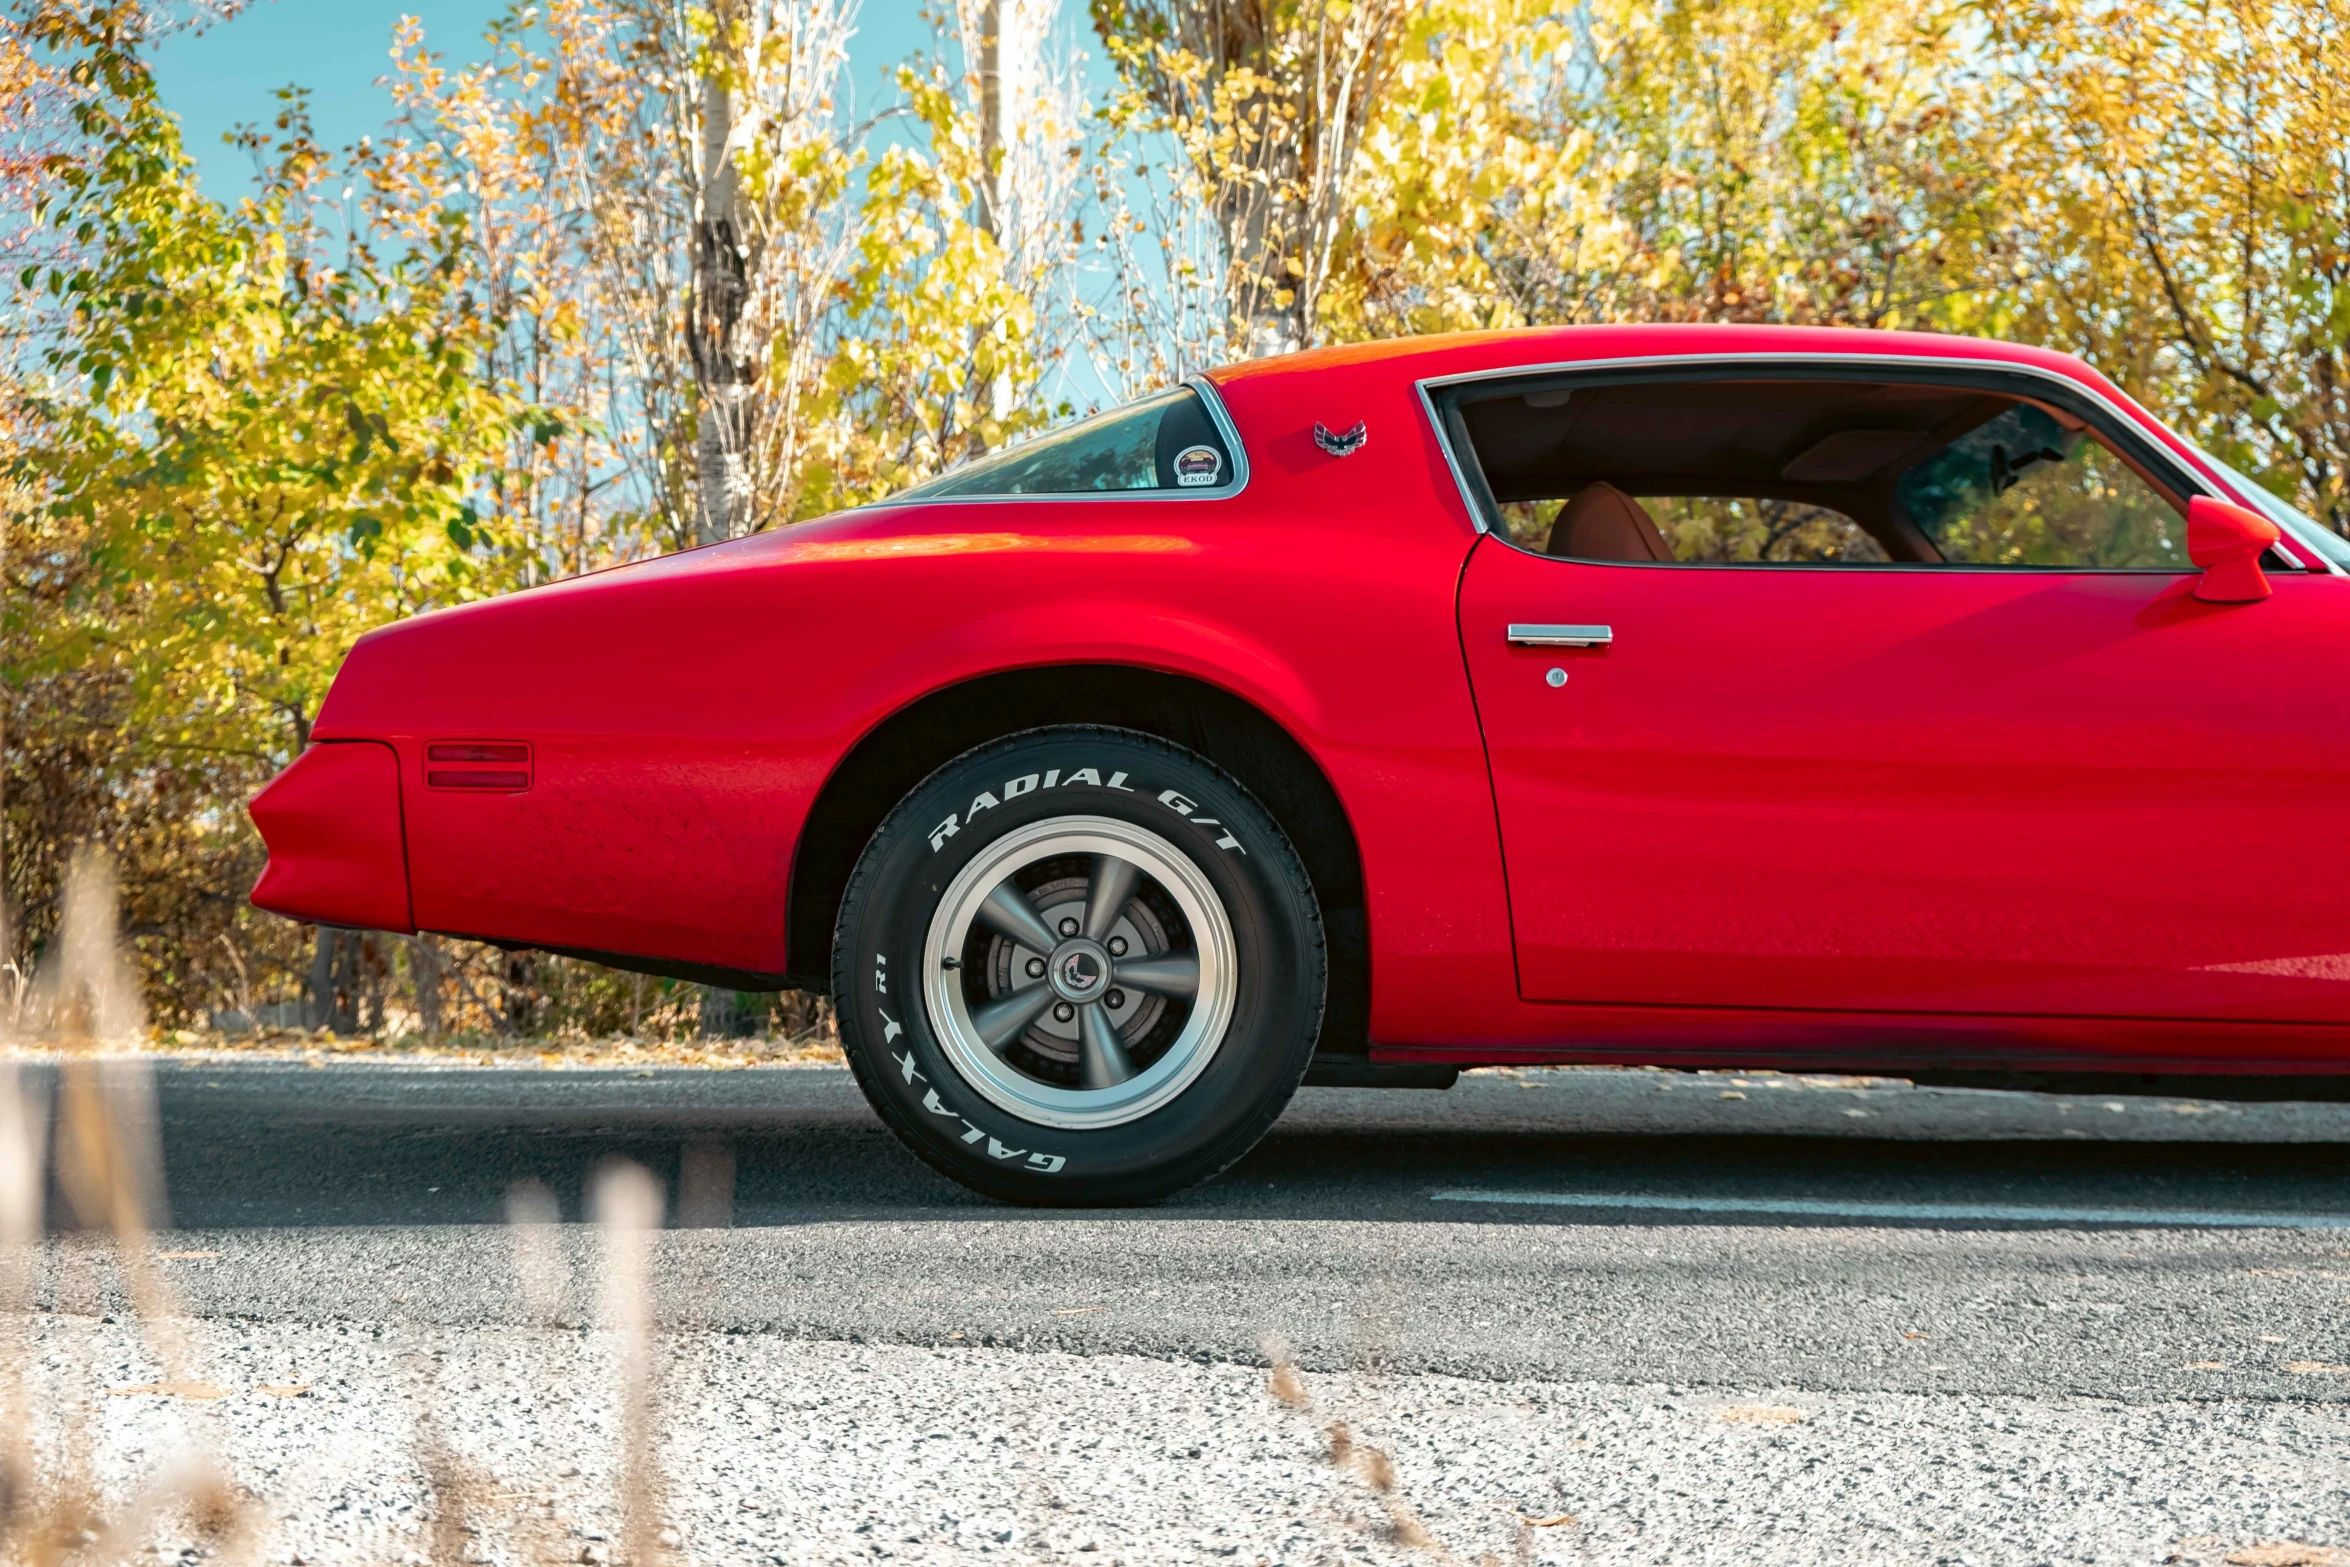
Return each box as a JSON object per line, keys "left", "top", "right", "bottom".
{"left": 922, "top": 815, "right": 1238, "bottom": 1130}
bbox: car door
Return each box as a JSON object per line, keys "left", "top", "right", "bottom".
{"left": 1450, "top": 371, "right": 2350, "bottom": 1027}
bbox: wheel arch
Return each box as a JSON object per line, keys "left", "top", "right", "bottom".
{"left": 789, "top": 663, "right": 1371, "bottom": 1055}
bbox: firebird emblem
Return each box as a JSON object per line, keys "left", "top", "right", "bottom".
{"left": 1313, "top": 420, "right": 1368, "bottom": 457}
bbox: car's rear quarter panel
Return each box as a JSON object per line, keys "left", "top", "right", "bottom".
{"left": 313, "top": 367, "right": 1515, "bottom": 1006}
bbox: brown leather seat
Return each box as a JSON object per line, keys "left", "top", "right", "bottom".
{"left": 1547, "top": 482, "right": 1672, "bottom": 562}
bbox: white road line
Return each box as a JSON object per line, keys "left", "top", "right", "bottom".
{"left": 1428, "top": 1188, "right": 2350, "bottom": 1229}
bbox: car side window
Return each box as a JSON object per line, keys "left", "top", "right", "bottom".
{"left": 1897, "top": 403, "right": 2187, "bottom": 568}
{"left": 891, "top": 386, "right": 1236, "bottom": 500}
{"left": 1452, "top": 374, "right": 2194, "bottom": 569}
{"left": 1499, "top": 497, "right": 1888, "bottom": 562}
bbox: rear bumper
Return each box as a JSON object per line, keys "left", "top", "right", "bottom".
{"left": 249, "top": 740, "right": 415, "bottom": 932}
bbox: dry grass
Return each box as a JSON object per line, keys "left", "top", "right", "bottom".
{"left": 1257, "top": 1333, "right": 1469, "bottom": 1559}
{"left": 0, "top": 1058, "right": 688, "bottom": 1566}
{"left": 0, "top": 860, "right": 842, "bottom": 1074}
{"left": 0, "top": 1029, "right": 845, "bottom": 1072}
{"left": 0, "top": 850, "right": 684, "bottom": 1567}
{"left": 1719, "top": 1404, "right": 1809, "bottom": 1426}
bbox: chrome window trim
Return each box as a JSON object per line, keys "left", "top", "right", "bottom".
{"left": 865, "top": 376, "right": 1250, "bottom": 507}
{"left": 1411, "top": 350, "right": 2284, "bottom": 573}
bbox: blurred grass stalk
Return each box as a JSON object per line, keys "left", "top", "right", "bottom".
{"left": 0, "top": 846, "right": 682, "bottom": 1564}
{"left": 0, "top": 847, "right": 254, "bottom": 1565}
{"left": 598, "top": 1162, "right": 670, "bottom": 1567}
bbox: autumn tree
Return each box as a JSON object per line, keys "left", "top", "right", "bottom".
{"left": 1089, "top": 0, "right": 1416, "bottom": 367}
{"left": 955, "top": 0, "right": 1086, "bottom": 418}
{"left": 375, "top": 2, "right": 692, "bottom": 566}
{"left": 5, "top": 0, "right": 541, "bottom": 1021}
{"left": 1328, "top": 0, "right": 2002, "bottom": 340}
{"left": 1977, "top": 0, "right": 2350, "bottom": 532}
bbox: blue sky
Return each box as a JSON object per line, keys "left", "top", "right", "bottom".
{"left": 148, "top": 0, "right": 1133, "bottom": 410}
{"left": 151, "top": 0, "right": 1014, "bottom": 198}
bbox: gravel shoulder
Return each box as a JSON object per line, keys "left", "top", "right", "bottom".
{"left": 30, "top": 1322, "right": 2350, "bottom": 1567}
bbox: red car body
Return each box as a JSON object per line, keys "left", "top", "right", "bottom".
{"left": 250, "top": 324, "right": 2350, "bottom": 1076}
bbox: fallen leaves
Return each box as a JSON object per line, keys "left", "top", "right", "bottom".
{"left": 1495, "top": 1505, "right": 1578, "bottom": 1528}
{"left": 131, "top": 1030, "right": 849, "bottom": 1073}
{"left": 1719, "top": 1405, "right": 1807, "bottom": 1426}
{"left": 112, "top": 1380, "right": 315, "bottom": 1398}
{"left": 1051, "top": 1305, "right": 1105, "bottom": 1317}
{"left": 2223, "top": 1544, "right": 2350, "bottom": 1566}
{"left": 2183, "top": 1361, "right": 2230, "bottom": 1371}
{"left": 2284, "top": 1361, "right": 2350, "bottom": 1376}
{"left": 152, "top": 1250, "right": 219, "bottom": 1261}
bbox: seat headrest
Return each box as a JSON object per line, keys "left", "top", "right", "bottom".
{"left": 1548, "top": 482, "right": 1672, "bottom": 562}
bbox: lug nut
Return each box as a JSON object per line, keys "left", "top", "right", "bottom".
{"left": 1026, "top": 957, "right": 1046, "bottom": 979}
{"left": 1053, "top": 1002, "right": 1075, "bottom": 1023}
{"left": 1107, "top": 936, "right": 1128, "bottom": 957}
{"left": 1106, "top": 989, "right": 1126, "bottom": 1009}
{"left": 1058, "top": 917, "right": 1080, "bottom": 937}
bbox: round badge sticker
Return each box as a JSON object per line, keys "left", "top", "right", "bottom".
{"left": 1172, "top": 444, "right": 1224, "bottom": 488}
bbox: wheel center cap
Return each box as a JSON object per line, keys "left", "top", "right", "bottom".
{"left": 1047, "top": 938, "right": 1111, "bottom": 1003}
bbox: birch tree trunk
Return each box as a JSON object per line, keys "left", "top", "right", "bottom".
{"left": 971, "top": 0, "right": 1018, "bottom": 422}
{"left": 306, "top": 928, "right": 362, "bottom": 1034}
{"left": 409, "top": 935, "right": 443, "bottom": 1043}
{"left": 691, "top": 65, "right": 748, "bottom": 1038}
{"left": 975, "top": 0, "right": 1006, "bottom": 240}
{"left": 690, "top": 68, "right": 750, "bottom": 548}
{"left": 304, "top": 927, "right": 336, "bottom": 1030}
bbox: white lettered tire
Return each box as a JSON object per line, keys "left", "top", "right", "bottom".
{"left": 832, "top": 726, "right": 1327, "bottom": 1205}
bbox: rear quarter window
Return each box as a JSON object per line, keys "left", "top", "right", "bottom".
{"left": 891, "top": 386, "right": 1238, "bottom": 500}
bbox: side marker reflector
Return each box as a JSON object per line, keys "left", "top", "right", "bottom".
{"left": 425, "top": 741, "right": 531, "bottom": 791}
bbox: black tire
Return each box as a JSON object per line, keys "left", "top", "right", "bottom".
{"left": 832, "top": 725, "right": 1326, "bottom": 1205}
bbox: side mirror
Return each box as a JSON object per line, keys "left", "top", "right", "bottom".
{"left": 2188, "top": 497, "right": 2282, "bottom": 604}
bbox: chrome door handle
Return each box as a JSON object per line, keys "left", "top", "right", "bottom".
{"left": 1507, "top": 623, "right": 1613, "bottom": 648}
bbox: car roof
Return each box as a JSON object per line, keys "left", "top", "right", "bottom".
{"left": 1200, "top": 322, "right": 2103, "bottom": 396}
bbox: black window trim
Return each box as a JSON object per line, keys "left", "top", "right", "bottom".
{"left": 1416, "top": 352, "right": 2256, "bottom": 573}
{"left": 867, "top": 375, "right": 1252, "bottom": 507}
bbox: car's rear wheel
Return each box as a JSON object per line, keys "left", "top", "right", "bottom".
{"left": 832, "top": 726, "right": 1325, "bottom": 1205}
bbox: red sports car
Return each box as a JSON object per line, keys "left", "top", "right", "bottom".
{"left": 249, "top": 324, "right": 2350, "bottom": 1203}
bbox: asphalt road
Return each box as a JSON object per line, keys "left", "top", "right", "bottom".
{"left": 50, "top": 1059, "right": 2350, "bottom": 1402}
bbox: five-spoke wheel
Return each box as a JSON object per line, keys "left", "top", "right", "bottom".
{"left": 924, "top": 816, "right": 1238, "bottom": 1129}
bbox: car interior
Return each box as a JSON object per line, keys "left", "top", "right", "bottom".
{"left": 1450, "top": 376, "right": 2203, "bottom": 570}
